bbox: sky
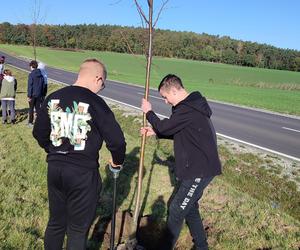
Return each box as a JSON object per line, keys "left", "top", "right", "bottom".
{"left": 1, "top": 0, "right": 299, "bottom": 51}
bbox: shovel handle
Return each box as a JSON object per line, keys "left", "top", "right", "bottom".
{"left": 110, "top": 167, "right": 119, "bottom": 250}
{"left": 109, "top": 164, "right": 123, "bottom": 178}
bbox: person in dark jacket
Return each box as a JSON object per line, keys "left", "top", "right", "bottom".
{"left": 32, "top": 59, "right": 126, "bottom": 250}
{"left": 141, "top": 74, "right": 222, "bottom": 250}
{"left": 27, "top": 60, "right": 45, "bottom": 127}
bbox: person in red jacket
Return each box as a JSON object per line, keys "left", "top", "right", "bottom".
{"left": 141, "top": 74, "right": 222, "bottom": 250}
{"left": 33, "top": 59, "right": 126, "bottom": 250}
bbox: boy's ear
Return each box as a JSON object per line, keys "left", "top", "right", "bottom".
{"left": 171, "top": 87, "right": 177, "bottom": 95}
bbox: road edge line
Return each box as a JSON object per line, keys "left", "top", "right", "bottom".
{"left": 7, "top": 63, "right": 300, "bottom": 162}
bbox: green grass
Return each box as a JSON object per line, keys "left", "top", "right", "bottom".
{"left": 0, "top": 66, "right": 299, "bottom": 249}
{"left": 1, "top": 44, "right": 300, "bottom": 115}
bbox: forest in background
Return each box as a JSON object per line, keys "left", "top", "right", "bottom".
{"left": 1, "top": 22, "right": 300, "bottom": 72}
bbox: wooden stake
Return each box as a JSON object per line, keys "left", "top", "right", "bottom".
{"left": 131, "top": 0, "right": 153, "bottom": 239}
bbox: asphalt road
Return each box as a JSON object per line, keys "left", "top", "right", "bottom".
{"left": 2, "top": 51, "right": 300, "bottom": 161}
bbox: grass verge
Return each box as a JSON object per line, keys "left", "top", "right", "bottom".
{"left": 0, "top": 66, "right": 299, "bottom": 249}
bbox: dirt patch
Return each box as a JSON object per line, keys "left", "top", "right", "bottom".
{"left": 89, "top": 210, "right": 167, "bottom": 250}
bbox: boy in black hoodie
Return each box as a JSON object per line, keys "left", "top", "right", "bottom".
{"left": 141, "top": 74, "right": 222, "bottom": 250}
{"left": 27, "top": 60, "right": 45, "bottom": 127}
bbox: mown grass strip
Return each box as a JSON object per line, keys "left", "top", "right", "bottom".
{"left": 1, "top": 44, "right": 300, "bottom": 115}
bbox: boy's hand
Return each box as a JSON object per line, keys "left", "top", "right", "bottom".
{"left": 109, "top": 159, "right": 122, "bottom": 176}
{"left": 141, "top": 98, "right": 152, "bottom": 113}
{"left": 109, "top": 159, "right": 123, "bottom": 169}
{"left": 140, "top": 126, "right": 156, "bottom": 137}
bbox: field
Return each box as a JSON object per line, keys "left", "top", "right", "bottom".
{"left": 1, "top": 44, "right": 300, "bottom": 115}
{"left": 0, "top": 66, "right": 299, "bottom": 249}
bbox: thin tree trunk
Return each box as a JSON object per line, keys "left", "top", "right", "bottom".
{"left": 131, "top": 0, "right": 153, "bottom": 238}
{"left": 33, "top": 24, "right": 37, "bottom": 61}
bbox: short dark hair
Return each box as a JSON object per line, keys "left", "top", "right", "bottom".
{"left": 83, "top": 58, "right": 107, "bottom": 80}
{"left": 29, "top": 60, "right": 38, "bottom": 69}
{"left": 158, "top": 74, "right": 184, "bottom": 91}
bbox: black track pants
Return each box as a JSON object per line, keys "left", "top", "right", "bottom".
{"left": 44, "top": 163, "right": 101, "bottom": 250}
{"left": 160, "top": 177, "right": 214, "bottom": 250}
{"left": 28, "top": 97, "right": 42, "bottom": 124}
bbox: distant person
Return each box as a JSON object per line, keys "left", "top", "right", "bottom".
{"left": 0, "top": 56, "right": 5, "bottom": 72}
{"left": 141, "top": 74, "right": 222, "bottom": 250}
{"left": 38, "top": 62, "right": 48, "bottom": 100}
{"left": 0, "top": 69, "right": 17, "bottom": 124}
{"left": 0, "top": 56, "right": 5, "bottom": 76}
{"left": 27, "top": 60, "right": 45, "bottom": 127}
{"left": 0, "top": 56, "right": 5, "bottom": 102}
{"left": 32, "top": 58, "right": 126, "bottom": 250}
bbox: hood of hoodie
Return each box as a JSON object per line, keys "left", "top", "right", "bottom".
{"left": 177, "top": 91, "right": 212, "bottom": 118}
{"left": 38, "top": 62, "right": 46, "bottom": 70}
{"left": 31, "top": 68, "right": 43, "bottom": 78}
{"left": 3, "top": 75, "right": 15, "bottom": 82}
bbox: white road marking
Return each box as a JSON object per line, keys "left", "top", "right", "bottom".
{"left": 99, "top": 96, "right": 300, "bottom": 162}
{"left": 7, "top": 63, "right": 300, "bottom": 162}
{"left": 216, "top": 133, "right": 300, "bottom": 162}
{"left": 101, "top": 95, "right": 143, "bottom": 112}
{"left": 282, "top": 127, "right": 300, "bottom": 133}
{"left": 9, "top": 64, "right": 30, "bottom": 73}
{"left": 137, "top": 92, "right": 164, "bottom": 100}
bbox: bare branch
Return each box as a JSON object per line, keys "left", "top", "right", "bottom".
{"left": 30, "top": 0, "right": 47, "bottom": 24}
{"left": 119, "top": 30, "right": 136, "bottom": 57}
{"left": 136, "top": 6, "right": 146, "bottom": 28}
{"left": 31, "top": 0, "right": 41, "bottom": 24}
{"left": 29, "top": 0, "right": 46, "bottom": 60}
{"left": 153, "top": 0, "right": 169, "bottom": 27}
{"left": 109, "top": 0, "right": 123, "bottom": 6}
{"left": 119, "top": 30, "right": 148, "bottom": 69}
{"left": 134, "top": 0, "right": 149, "bottom": 25}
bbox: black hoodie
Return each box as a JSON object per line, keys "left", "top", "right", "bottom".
{"left": 32, "top": 86, "right": 126, "bottom": 169}
{"left": 146, "top": 91, "right": 222, "bottom": 180}
{"left": 27, "top": 68, "right": 45, "bottom": 98}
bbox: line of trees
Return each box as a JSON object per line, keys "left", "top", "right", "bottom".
{"left": 1, "top": 22, "right": 300, "bottom": 72}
